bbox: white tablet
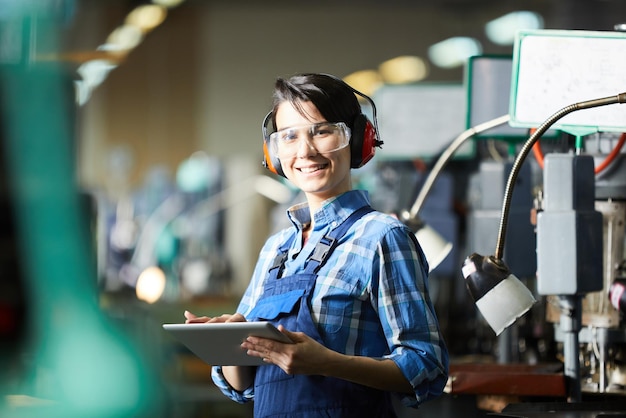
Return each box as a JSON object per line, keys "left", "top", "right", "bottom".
{"left": 162, "top": 321, "right": 292, "bottom": 366}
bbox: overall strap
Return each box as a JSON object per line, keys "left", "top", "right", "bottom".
{"left": 304, "top": 205, "right": 374, "bottom": 274}
{"left": 267, "top": 205, "right": 375, "bottom": 280}
{"left": 267, "top": 233, "right": 297, "bottom": 281}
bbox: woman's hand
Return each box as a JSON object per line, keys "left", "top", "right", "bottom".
{"left": 241, "top": 325, "right": 334, "bottom": 376}
{"left": 184, "top": 310, "right": 246, "bottom": 324}
{"left": 243, "top": 325, "right": 414, "bottom": 394}
{"left": 183, "top": 310, "right": 253, "bottom": 392}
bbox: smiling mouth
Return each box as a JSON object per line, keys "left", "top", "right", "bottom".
{"left": 297, "top": 164, "right": 328, "bottom": 173}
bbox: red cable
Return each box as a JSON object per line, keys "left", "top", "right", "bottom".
{"left": 531, "top": 131, "right": 626, "bottom": 174}
{"left": 530, "top": 129, "right": 544, "bottom": 169}
{"left": 595, "top": 132, "right": 626, "bottom": 173}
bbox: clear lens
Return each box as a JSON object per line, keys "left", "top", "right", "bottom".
{"left": 269, "top": 122, "right": 351, "bottom": 159}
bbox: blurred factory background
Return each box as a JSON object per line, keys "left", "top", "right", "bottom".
{"left": 1, "top": 0, "right": 626, "bottom": 417}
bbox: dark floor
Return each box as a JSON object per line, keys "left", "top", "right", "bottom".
{"left": 395, "top": 393, "right": 491, "bottom": 417}
{"left": 167, "top": 390, "right": 492, "bottom": 418}
{"left": 168, "top": 392, "right": 626, "bottom": 418}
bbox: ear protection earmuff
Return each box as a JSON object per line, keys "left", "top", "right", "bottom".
{"left": 350, "top": 112, "right": 379, "bottom": 169}
{"left": 262, "top": 80, "right": 383, "bottom": 178}
{"left": 262, "top": 111, "right": 285, "bottom": 177}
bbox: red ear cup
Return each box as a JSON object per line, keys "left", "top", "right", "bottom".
{"left": 263, "top": 139, "right": 284, "bottom": 177}
{"left": 350, "top": 113, "right": 378, "bottom": 168}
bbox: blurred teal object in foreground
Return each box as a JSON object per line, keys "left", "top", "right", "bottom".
{"left": 0, "top": 5, "right": 163, "bottom": 418}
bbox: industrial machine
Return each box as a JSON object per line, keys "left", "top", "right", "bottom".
{"left": 460, "top": 29, "right": 626, "bottom": 408}
{"left": 547, "top": 132, "right": 626, "bottom": 396}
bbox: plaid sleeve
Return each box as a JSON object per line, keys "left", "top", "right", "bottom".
{"left": 376, "top": 226, "right": 449, "bottom": 407}
{"left": 210, "top": 366, "right": 255, "bottom": 404}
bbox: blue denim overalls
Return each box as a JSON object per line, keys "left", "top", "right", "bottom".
{"left": 247, "top": 205, "right": 398, "bottom": 417}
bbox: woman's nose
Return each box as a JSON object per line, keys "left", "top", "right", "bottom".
{"left": 295, "top": 135, "right": 317, "bottom": 157}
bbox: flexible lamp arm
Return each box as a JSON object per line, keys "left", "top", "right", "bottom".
{"left": 494, "top": 92, "right": 626, "bottom": 260}
{"left": 408, "top": 114, "right": 511, "bottom": 219}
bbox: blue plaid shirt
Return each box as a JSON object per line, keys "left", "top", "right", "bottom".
{"left": 212, "top": 190, "right": 449, "bottom": 408}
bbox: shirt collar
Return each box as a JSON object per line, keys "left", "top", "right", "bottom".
{"left": 286, "top": 190, "right": 371, "bottom": 232}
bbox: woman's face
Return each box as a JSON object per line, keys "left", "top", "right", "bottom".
{"left": 274, "top": 100, "right": 352, "bottom": 207}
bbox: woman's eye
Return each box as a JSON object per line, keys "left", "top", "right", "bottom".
{"left": 313, "top": 126, "right": 333, "bottom": 137}
{"left": 281, "top": 131, "right": 298, "bottom": 142}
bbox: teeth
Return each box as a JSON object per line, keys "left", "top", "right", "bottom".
{"left": 299, "top": 165, "right": 323, "bottom": 173}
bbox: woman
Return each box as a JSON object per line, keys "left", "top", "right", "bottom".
{"left": 185, "top": 73, "right": 448, "bottom": 417}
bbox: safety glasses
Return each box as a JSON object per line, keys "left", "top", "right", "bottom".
{"left": 268, "top": 122, "right": 351, "bottom": 159}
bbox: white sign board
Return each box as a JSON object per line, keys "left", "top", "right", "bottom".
{"left": 510, "top": 29, "right": 626, "bottom": 135}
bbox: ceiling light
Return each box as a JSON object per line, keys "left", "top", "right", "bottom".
{"left": 105, "top": 24, "right": 144, "bottom": 51}
{"left": 486, "top": 11, "right": 544, "bottom": 46}
{"left": 136, "top": 266, "right": 167, "bottom": 304}
{"left": 428, "top": 37, "right": 482, "bottom": 69}
{"left": 152, "top": 0, "right": 185, "bottom": 8}
{"left": 126, "top": 4, "right": 168, "bottom": 33}
{"left": 378, "top": 55, "right": 428, "bottom": 84}
{"left": 343, "top": 70, "right": 383, "bottom": 98}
